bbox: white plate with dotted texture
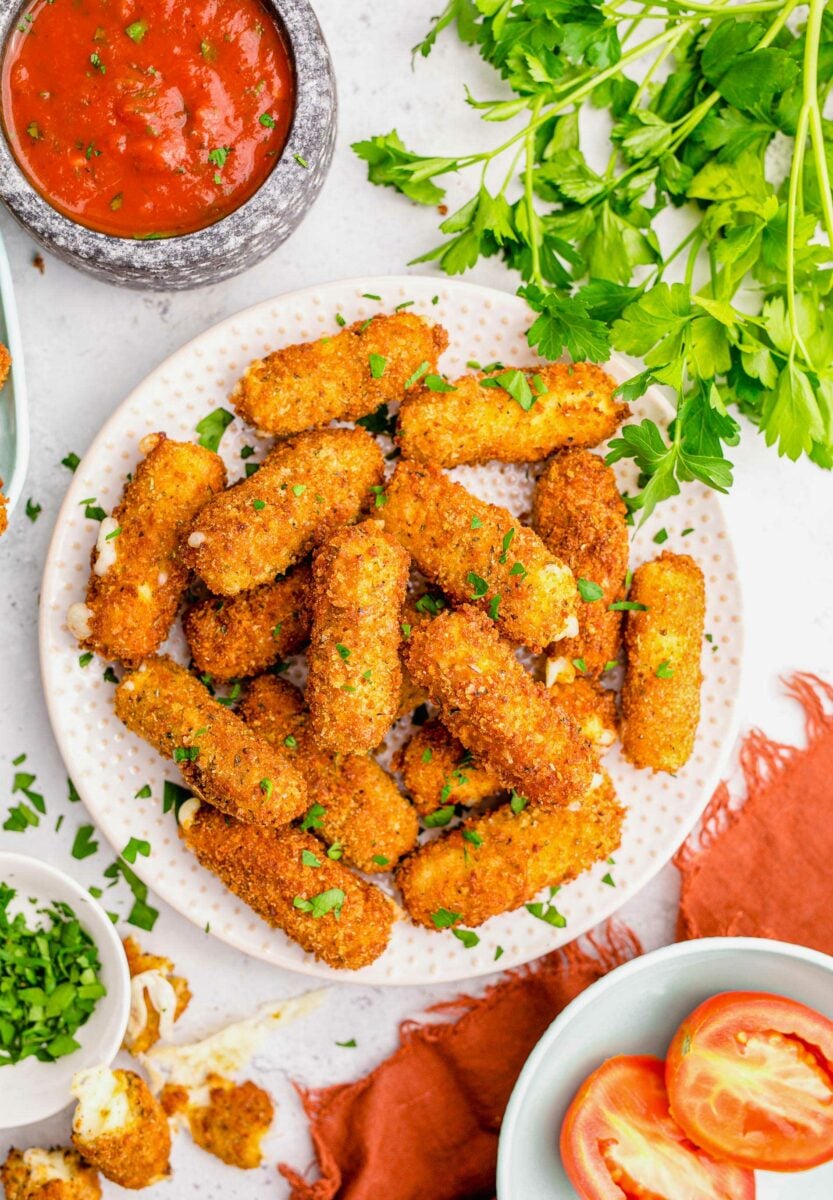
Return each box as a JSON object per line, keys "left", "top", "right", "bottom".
{"left": 39, "top": 276, "right": 743, "bottom": 985}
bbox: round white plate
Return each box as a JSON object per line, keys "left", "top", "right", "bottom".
{"left": 39, "top": 276, "right": 743, "bottom": 984}
{"left": 497, "top": 938, "right": 833, "bottom": 1199}
{"left": 0, "top": 852, "right": 130, "bottom": 1128}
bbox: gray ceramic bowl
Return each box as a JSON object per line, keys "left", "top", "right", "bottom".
{"left": 0, "top": 0, "right": 336, "bottom": 290}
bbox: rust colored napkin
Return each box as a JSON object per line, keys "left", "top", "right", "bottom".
{"left": 676, "top": 672, "right": 833, "bottom": 953}
{"left": 280, "top": 925, "right": 642, "bottom": 1200}
{"left": 282, "top": 672, "right": 833, "bottom": 1199}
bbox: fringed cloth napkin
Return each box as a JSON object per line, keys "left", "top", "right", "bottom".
{"left": 282, "top": 672, "right": 833, "bottom": 1199}
{"left": 280, "top": 926, "right": 642, "bottom": 1200}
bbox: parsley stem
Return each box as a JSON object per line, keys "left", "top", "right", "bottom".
{"left": 805, "top": 0, "right": 833, "bottom": 250}
{"left": 525, "top": 96, "right": 544, "bottom": 285}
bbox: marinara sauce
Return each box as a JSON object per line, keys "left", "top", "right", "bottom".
{"left": 1, "top": 0, "right": 295, "bottom": 238}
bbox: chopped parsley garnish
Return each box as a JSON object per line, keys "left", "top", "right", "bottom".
{"left": 424, "top": 374, "right": 455, "bottom": 392}
{"left": 301, "top": 803, "right": 326, "bottom": 831}
{"left": 102, "top": 857, "right": 158, "bottom": 931}
{"left": 371, "top": 855, "right": 389, "bottom": 866}
{"left": 336, "top": 1037, "right": 357, "bottom": 1047}
{"left": 102, "top": 667, "right": 118, "bottom": 684}
{"left": 61, "top": 452, "right": 80, "bottom": 472}
{"left": 0, "top": 884, "right": 106, "bottom": 1066}
{"left": 608, "top": 600, "right": 648, "bottom": 612}
{"left": 401, "top": 622, "right": 412, "bottom": 638}
{"left": 577, "top": 578, "right": 603, "bottom": 603}
{"left": 68, "top": 779, "right": 81, "bottom": 804}
{"left": 452, "top": 928, "right": 480, "bottom": 949}
{"left": 682, "top": 527, "right": 694, "bottom": 537}
{"left": 526, "top": 892, "right": 566, "bottom": 928}
{"left": 89, "top": 52, "right": 105, "bottom": 74}
{"left": 415, "top": 593, "right": 445, "bottom": 615}
{"left": 572, "top": 657, "right": 587, "bottom": 674}
{"left": 499, "top": 528, "right": 514, "bottom": 563}
{"left": 494, "top": 946, "right": 504, "bottom": 961}
{"left": 302, "top": 849, "right": 321, "bottom": 868}
{"left": 508, "top": 562, "right": 527, "bottom": 580}
{"left": 370, "top": 484, "right": 386, "bottom": 508}
{"left": 208, "top": 146, "right": 232, "bottom": 170}
{"left": 362, "top": 293, "right": 382, "bottom": 301}
{"left": 487, "top": 594, "right": 501, "bottom": 620}
{"left": 357, "top": 402, "right": 397, "bottom": 437}
{"left": 260, "top": 778, "right": 274, "bottom": 797}
{"left": 71, "top": 825, "right": 98, "bottom": 860}
{"left": 655, "top": 660, "right": 674, "bottom": 679}
{"left": 25, "top": 499, "right": 41, "bottom": 522}
{"left": 163, "top": 780, "right": 193, "bottom": 816}
{"left": 603, "top": 660, "right": 620, "bottom": 673}
{"left": 466, "top": 572, "right": 488, "bottom": 599}
{"left": 423, "top": 805, "right": 454, "bottom": 828}
{"left": 294, "top": 154, "right": 309, "bottom": 168}
{"left": 195, "top": 407, "right": 234, "bottom": 452}
{"left": 78, "top": 652, "right": 93, "bottom": 668}
{"left": 368, "top": 353, "right": 387, "bottom": 379}
{"left": 653, "top": 528, "right": 669, "bottom": 545}
{"left": 602, "top": 872, "right": 616, "bottom": 887}
{"left": 173, "top": 745, "right": 199, "bottom": 763}
{"left": 283, "top": 735, "right": 297, "bottom": 750}
{"left": 336, "top": 643, "right": 351, "bottom": 660}
{"left": 421, "top": 748, "right": 433, "bottom": 763}
{"left": 104, "top": 525, "right": 121, "bottom": 541}
{"left": 431, "top": 907, "right": 461, "bottom": 929}
{"left": 327, "top": 842, "right": 343, "bottom": 860}
{"left": 293, "top": 888, "right": 345, "bottom": 918}
{"left": 509, "top": 791, "right": 527, "bottom": 814}
{"left": 259, "top": 112, "right": 276, "bottom": 128}
{"left": 404, "top": 361, "right": 430, "bottom": 389}
{"left": 122, "top": 837, "right": 150, "bottom": 865}
{"left": 462, "top": 830, "right": 483, "bottom": 848}
{"left": 252, "top": 499, "right": 266, "bottom": 511}
{"left": 480, "top": 368, "right": 536, "bottom": 412}
{"left": 80, "top": 498, "right": 107, "bottom": 521}
{"left": 470, "top": 516, "right": 482, "bottom": 530}
{"left": 134, "top": 784, "right": 151, "bottom": 800}
{"left": 394, "top": 300, "right": 414, "bottom": 311}
{"left": 125, "top": 19, "right": 149, "bottom": 42}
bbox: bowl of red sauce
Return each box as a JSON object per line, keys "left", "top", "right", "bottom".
{"left": 0, "top": 0, "right": 336, "bottom": 289}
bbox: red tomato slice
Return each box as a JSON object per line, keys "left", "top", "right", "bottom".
{"left": 560, "top": 1055, "right": 755, "bottom": 1199}
{"left": 666, "top": 991, "right": 833, "bottom": 1171}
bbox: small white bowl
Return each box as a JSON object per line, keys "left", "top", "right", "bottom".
{"left": 0, "top": 852, "right": 130, "bottom": 1128}
{"left": 498, "top": 938, "right": 833, "bottom": 1200}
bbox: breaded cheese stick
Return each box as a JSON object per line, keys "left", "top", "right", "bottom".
{"left": 115, "top": 656, "right": 307, "bottom": 827}
{"left": 384, "top": 460, "right": 578, "bottom": 653}
{"left": 1, "top": 1148, "right": 101, "bottom": 1200}
{"left": 397, "top": 771, "right": 624, "bottom": 929}
{"left": 182, "top": 428, "right": 383, "bottom": 596}
{"left": 405, "top": 606, "right": 596, "bottom": 808}
{"left": 397, "top": 362, "right": 626, "bottom": 466}
{"left": 178, "top": 801, "right": 394, "bottom": 970}
{"left": 67, "top": 433, "right": 226, "bottom": 666}
{"left": 231, "top": 311, "right": 448, "bottom": 436}
{"left": 396, "top": 592, "right": 444, "bottom": 717}
{"left": 239, "top": 676, "right": 418, "bottom": 872}
{"left": 183, "top": 563, "right": 311, "bottom": 680}
{"left": 393, "top": 719, "right": 501, "bottom": 816}
{"left": 161, "top": 1075, "right": 273, "bottom": 1169}
{"left": 307, "top": 520, "right": 409, "bottom": 753}
{"left": 71, "top": 1068, "right": 170, "bottom": 1190}
{"left": 621, "top": 552, "right": 705, "bottom": 773}
{"left": 552, "top": 677, "right": 618, "bottom": 754}
{"left": 122, "top": 936, "right": 191, "bottom": 1055}
{"left": 533, "top": 449, "right": 629, "bottom": 681}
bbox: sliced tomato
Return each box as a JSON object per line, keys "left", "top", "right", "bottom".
{"left": 560, "top": 1055, "right": 755, "bottom": 1199}
{"left": 666, "top": 991, "right": 833, "bottom": 1172}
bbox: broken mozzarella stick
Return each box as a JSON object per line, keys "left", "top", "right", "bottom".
{"left": 551, "top": 677, "right": 618, "bottom": 755}
{"left": 115, "top": 656, "right": 307, "bottom": 827}
{"left": 532, "top": 449, "right": 629, "bottom": 682}
{"left": 231, "top": 311, "right": 449, "bottom": 436}
{"left": 397, "top": 361, "right": 626, "bottom": 467}
{"left": 307, "top": 520, "right": 409, "bottom": 753}
{"left": 182, "top": 427, "right": 383, "bottom": 596}
{"left": 239, "top": 676, "right": 419, "bottom": 873}
{"left": 384, "top": 459, "right": 578, "bottom": 654}
{"left": 397, "top": 771, "right": 624, "bottom": 929}
{"left": 71, "top": 1068, "right": 171, "bottom": 1190}
{"left": 178, "top": 801, "right": 395, "bottom": 971}
{"left": 621, "top": 552, "right": 706, "bottom": 773}
{"left": 404, "top": 605, "right": 596, "bottom": 809}
{"left": 67, "top": 433, "right": 226, "bottom": 666}
{"left": 393, "top": 719, "right": 502, "bottom": 817}
{"left": 183, "top": 562, "right": 312, "bottom": 680}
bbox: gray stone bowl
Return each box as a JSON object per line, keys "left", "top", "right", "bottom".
{"left": 0, "top": 0, "right": 336, "bottom": 291}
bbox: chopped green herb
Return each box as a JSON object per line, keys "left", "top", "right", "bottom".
{"left": 369, "top": 353, "right": 387, "bottom": 379}
{"left": 371, "top": 855, "right": 389, "bottom": 866}
{"left": 173, "top": 745, "right": 199, "bottom": 763}
{"left": 462, "top": 830, "right": 483, "bottom": 848}
{"left": 603, "top": 660, "right": 620, "bottom": 673}
{"left": 90, "top": 52, "right": 105, "bottom": 73}
{"left": 259, "top": 112, "right": 276, "bottom": 128}
{"left": 370, "top": 484, "right": 387, "bottom": 508}
{"left": 424, "top": 374, "right": 456, "bottom": 392}
{"left": 125, "top": 19, "right": 149, "bottom": 42}
{"left": 602, "top": 872, "right": 616, "bottom": 887}
{"left": 608, "top": 601, "right": 648, "bottom": 612}
{"left": 293, "top": 153, "right": 309, "bottom": 168}
{"left": 301, "top": 803, "right": 326, "bottom": 832}
{"left": 357, "top": 402, "right": 397, "bottom": 437}
{"left": 466, "top": 572, "right": 488, "bottom": 599}
{"left": 525, "top": 898, "right": 566, "bottom": 928}
{"left": 208, "top": 146, "right": 232, "bottom": 170}
{"left": 195, "top": 408, "right": 234, "bottom": 452}
{"left": 122, "top": 837, "right": 150, "bottom": 865}
{"left": 163, "top": 780, "right": 193, "bottom": 816}
{"left": 682, "top": 527, "right": 694, "bottom": 537}
{"left": 415, "top": 593, "right": 445, "bottom": 615}
{"left": 423, "top": 805, "right": 455, "bottom": 828}
{"left": 494, "top": 945, "right": 504, "bottom": 961}
{"left": 302, "top": 849, "right": 321, "bottom": 868}
{"left": 421, "top": 748, "right": 433, "bottom": 763}
{"left": 134, "top": 784, "right": 152, "bottom": 800}
{"left": 71, "top": 825, "right": 98, "bottom": 860}
{"left": 431, "top": 907, "right": 461, "bottom": 929}
{"left": 653, "top": 528, "right": 669, "bottom": 545}
{"left": 78, "top": 653, "right": 93, "bottom": 668}
{"left": 577, "top": 578, "right": 603, "bottom": 603}
{"left": 452, "top": 927, "right": 480, "bottom": 949}
{"left": 401, "top": 622, "right": 412, "bottom": 638}
{"left": 487, "top": 594, "right": 501, "bottom": 620}
{"left": 336, "top": 644, "right": 351, "bottom": 660}
{"left": 25, "top": 499, "right": 41, "bottom": 522}
{"left": 656, "top": 660, "right": 674, "bottom": 679}
{"left": 102, "top": 667, "right": 118, "bottom": 684}
{"left": 61, "top": 452, "right": 81, "bottom": 472}
{"left": 252, "top": 499, "right": 266, "bottom": 511}
{"left": 327, "top": 842, "right": 343, "bottom": 860}
{"left": 404, "top": 361, "right": 430, "bottom": 389}
{"left": 499, "top": 528, "right": 514, "bottom": 563}
{"left": 572, "top": 657, "right": 587, "bottom": 674}
{"left": 509, "top": 791, "right": 527, "bottom": 814}
{"left": 293, "top": 888, "right": 345, "bottom": 918}
{"left": 470, "top": 516, "right": 483, "bottom": 530}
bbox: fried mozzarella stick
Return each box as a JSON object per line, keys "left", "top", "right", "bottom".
{"left": 384, "top": 460, "right": 578, "bottom": 653}
{"left": 393, "top": 719, "right": 501, "bottom": 817}
{"left": 179, "top": 802, "right": 394, "bottom": 970}
{"left": 307, "top": 520, "right": 409, "bottom": 753}
{"left": 405, "top": 606, "right": 596, "bottom": 808}
{"left": 182, "top": 427, "right": 384, "bottom": 596}
{"left": 115, "top": 656, "right": 307, "bottom": 827}
{"left": 397, "top": 362, "right": 626, "bottom": 466}
{"left": 553, "top": 677, "right": 618, "bottom": 754}
{"left": 71, "top": 1068, "right": 170, "bottom": 1190}
{"left": 67, "top": 433, "right": 226, "bottom": 666}
{"left": 397, "top": 772, "right": 624, "bottom": 929}
{"left": 1, "top": 1148, "right": 101, "bottom": 1200}
{"left": 621, "top": 552, "right": 706, "bottom": 773}
{"left": 161, "top": 1075, "right": 274, "bottom": 1169}
{"left": 183, "top": 563, "right": 311, "bottom": 680}
{"left": 123, "top": 936, "right": 191, "bottom": 1055}
{"left": 239, "top": 676, "right": 418, "bottom": 872}
{"left": 532, "top": 449, "right": 629, "bottom": 681}
{"left": 231, "top": 311, "right": 449, "bottom": 436}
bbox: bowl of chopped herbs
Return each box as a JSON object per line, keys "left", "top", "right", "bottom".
{"left": 0, "top": 852, "right": 130, "bottom": 1128}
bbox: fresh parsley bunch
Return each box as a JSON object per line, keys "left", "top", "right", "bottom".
{"left": 354, "top": 1, "right": 833, "bottom": 517}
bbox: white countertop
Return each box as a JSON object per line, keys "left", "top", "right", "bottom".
{"left": 1, "top": 3, "right": 833, "bottom": 1196}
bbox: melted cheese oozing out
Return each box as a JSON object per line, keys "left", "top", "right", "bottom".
{"left": 22, "top": 1149, "right": 74, "bottom": 1184}
{"left": 545, "top": 656, "right": 575, "bottom": 687}
{"left": 142, "top": 991, "right": 327, "bottom": 1095}
{"left": 93, "top": 517, "right": 120, "bottom": 577}
{"left": 67, "top": 602, "right": 93, "bottom": 641}
{"left": 71, "top": 1068, "right": 132, "bottom": 1140}
{"left": 128, "top": 970, "right": 179, "bottom": 1046}
{"left": 187, "top": 531, "right": 206, "bottom": 548}
{"left": 177, "top": 798, "right": 202, "bottom": 830}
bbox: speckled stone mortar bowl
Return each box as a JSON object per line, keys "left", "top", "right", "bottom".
{"left": 0, "top": 0, "right": 337, "bottom": 290}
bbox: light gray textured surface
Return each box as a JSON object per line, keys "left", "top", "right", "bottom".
{"left": 1, "top": 2, "right": 833, "bottom": 1196}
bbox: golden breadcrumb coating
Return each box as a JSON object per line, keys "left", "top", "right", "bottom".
{"left": 115, "top": 656, "right": 307, "bottom": 827}
{"left": 397, "top": 361, "right": 626, "bottom": 467}
{"left": 621, "top": 552, "right": 705, "bottom": 773}
{"left": 239, "top": 676, "right": 418, "bottom": 872}
{"left": 393, "top": 719, "right": 501, "bottom": 816}
{"left": 405, "top": 605, "right": 596, "bottom": 809}
{"left": 396, "top": 594, "right": 441, "bottom": 717}
{"left": 0, "top": 481, "right": 7, "bottom": 538}
{"left": 551, "top": 677, "right": 618, "bottom": 754}
{"left": 179, "top": 803, "right": 395, "bottom": 970}
{"left": 161, "top": 1075, "right": 273, "bottom": 1170}
{"left": 182, "top": 427, "right": 384, "bottom": 596}
{"left": 231, "top": 311, "right": 448, "bottom": 436}
{"left": 1, "top": 1148, "right": 101, "bottom": 1200}
{"left": 0, "top": 343, "right": 10, "bottom": 390}
{"left": 384, "top": 459, "right": 578, "bottom": 653}
{"left": 122, "top": 936, "right": 191, "bottom": 1055}
{"left": 307, "top": 520, "right": 409, "bottom": 753}
{"left": 71, "top": 1068, "right": 170, "bottom": 1190}
{"left": 183, "top": 562, "right": 311, "bottom": 681}
{"left": 397, "top": 771, "right": 624, "bottom": 928}
{"left": 532, "top": 449, "right": 629, "bottom": 679}
{"left": 67, "top": 433, "right": 226, "bottom": 667}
